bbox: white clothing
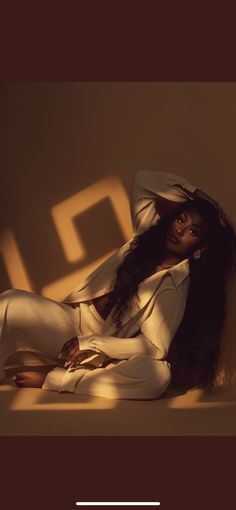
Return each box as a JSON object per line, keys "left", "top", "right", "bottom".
{"left": 0, "top": 170, "right": 198, "bottom": 399}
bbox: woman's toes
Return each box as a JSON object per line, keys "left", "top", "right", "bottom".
{"left": 12, "top": 371, "right": 46, "bottom": 388}
{"left": 12, "top": 373, "right": 26, "bottom": 387}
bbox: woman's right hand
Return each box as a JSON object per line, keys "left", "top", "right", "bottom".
{"left": 58, "top": 337, "right": 80, "bottom": 366}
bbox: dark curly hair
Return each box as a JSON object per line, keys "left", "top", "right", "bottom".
{"left": 108, "top": 198, "right": 236, "bottom": 391}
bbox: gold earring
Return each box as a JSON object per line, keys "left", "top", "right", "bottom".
{"left": 193, "top": 249, "right": 201, "bottom": 260}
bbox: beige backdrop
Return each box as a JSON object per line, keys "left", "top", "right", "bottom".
{"left": 0, "top": 82, "right": 236, "bottom": 385}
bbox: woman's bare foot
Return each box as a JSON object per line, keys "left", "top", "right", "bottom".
{"left": 12, "top": 369, "right": 53, "bottom": 388}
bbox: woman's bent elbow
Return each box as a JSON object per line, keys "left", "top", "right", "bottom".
{"left": 127, "top": 354, "right": 172, "bottom": 400}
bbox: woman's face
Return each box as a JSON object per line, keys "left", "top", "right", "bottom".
{"left": 165, "top": 209, "right": 208, "bottom": 258}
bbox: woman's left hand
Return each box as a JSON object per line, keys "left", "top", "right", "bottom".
{"left": 173, "top": 184, "right": 227, "bottom": 226}
{"left": 194, "top": 189, "right": 227, "bottom": 227}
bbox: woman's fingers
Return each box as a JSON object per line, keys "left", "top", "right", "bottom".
{"left": 58, "top": 337, "right": 78, "bottom": 360}
{"left": 201, "top": 193, "right": 226, "bottom": 227}
{"left": 64, "top": 349, "right": 81, "bottom": 367}
{"left": 67, "top": 345, "right": 80, "bottom": 361}
{"left": 195, "top": 189, "right": 227, "bottom": 228}
{"left": 62, "top": 337, "right": 78, "bottom": 352}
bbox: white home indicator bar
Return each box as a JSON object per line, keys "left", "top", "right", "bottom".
{"left": 76, "top": 503, "right": 161, "bottom": 507}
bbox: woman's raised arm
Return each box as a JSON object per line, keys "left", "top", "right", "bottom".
{"left": 130, "top": 170, "right": 198, "bottom": 234}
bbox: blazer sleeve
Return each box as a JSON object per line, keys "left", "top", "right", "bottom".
{"left": 77, "top": 287, "right": 186, "bottom": 361}
{"left": 130, "top": 170, "right": 198, "bottom": 234}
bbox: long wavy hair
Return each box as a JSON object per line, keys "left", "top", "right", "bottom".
{"left": 108, "top": 198, "right": 236, "bottom": 391}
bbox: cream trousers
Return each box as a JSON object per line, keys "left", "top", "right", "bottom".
{"left": 0, "top": 289, "right": 171, "bottom": 400}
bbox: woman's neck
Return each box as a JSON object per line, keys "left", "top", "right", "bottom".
{"left": 160, "top": 254, "right": 183, "bottom": 266}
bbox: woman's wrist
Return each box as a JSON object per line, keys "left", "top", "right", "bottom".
{"left": 172, "top": 183, "right": 195, "bottom": 200}
{"left": 194, "top": 188, "right": 215, "bottom": 203}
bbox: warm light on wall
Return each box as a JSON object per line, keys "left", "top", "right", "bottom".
{"left": 41, "top": 175, "right": 133, "bottom": 300}
{"left": 0, "top": 176, "right": 132, "bottom": 300}
{"left": 51, "top": 174, "right": 132, "bottom": 263}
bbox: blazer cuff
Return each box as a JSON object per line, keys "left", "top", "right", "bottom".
{"left": 77, "top": 335, "right": 99, "bottom": 352}
{"left": 42, "top": 365, "right": 88, "bottom": 393}
{"left": 42, "top": 367, "right": 66, "bottom": 391}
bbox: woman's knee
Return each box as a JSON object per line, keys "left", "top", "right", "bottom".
{"left": 0, "top": 288, "right": 31, "bottom": 300}
{"left": 0, "top": 289, "right": 37, "bottom": 325}
{"left": 152, "top": 360, "right": 171, "bottom": 396}
{"left": 130, "top": 354, "right": 172, "bottom": 399}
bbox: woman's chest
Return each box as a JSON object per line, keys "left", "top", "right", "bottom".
{"left": 92, "top": 291, "right": 114, "bottom": 320}
{"left": 91, "top": 268, "right": 168, "bottom": 320}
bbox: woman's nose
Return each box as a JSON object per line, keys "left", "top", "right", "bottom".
{"left": 176, "top": 226, "right": 186, "bottom": 237}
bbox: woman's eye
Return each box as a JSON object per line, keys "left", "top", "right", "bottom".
{"left": 189, "top": 229, "right": 198, "bottom": 236}
{"left": 178, "top": 217, "right": 184, "bottom": 224}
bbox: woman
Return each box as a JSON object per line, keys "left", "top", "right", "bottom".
{"left": 1, "top": 170, "right": 236, "bottom": 399}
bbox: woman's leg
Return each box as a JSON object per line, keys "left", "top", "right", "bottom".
{"left": 0, "top": 289, "right": 80, "bottom": 380}
{"left": 75, "top": 355, "right": 172, "bottom": 399}
{"left": 12, "top": 367, "right": 53, "bottom": 387}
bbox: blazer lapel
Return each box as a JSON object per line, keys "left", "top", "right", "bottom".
{"left": 62, "top": 237, "right": 135, "bottom": 303}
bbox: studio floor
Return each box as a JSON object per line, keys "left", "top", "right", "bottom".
{"left": 1, "top": 373, "right": 236, "bottom": 436}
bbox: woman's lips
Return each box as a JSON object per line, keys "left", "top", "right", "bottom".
{"left": 168, "top": 233, "right": 180, "bottom": 243}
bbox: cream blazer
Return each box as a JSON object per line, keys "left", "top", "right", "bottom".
{"left": 62, "top": 170, "right": 198, "bottom": 362}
